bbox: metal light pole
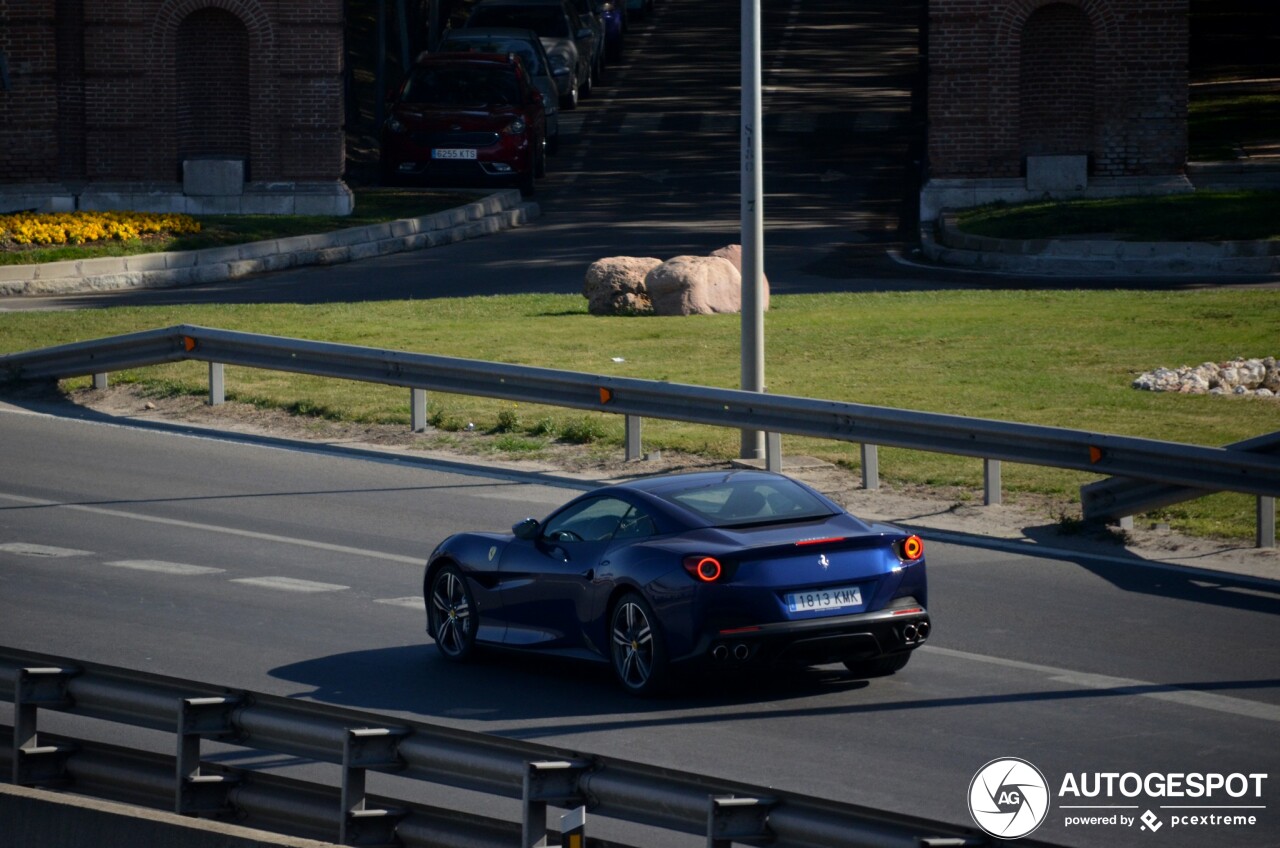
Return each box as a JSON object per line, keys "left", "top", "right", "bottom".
{"left": 739, "top": 0, "right": 765, "bottom": 460}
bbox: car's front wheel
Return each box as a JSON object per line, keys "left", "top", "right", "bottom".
{"left": 428, "top": 565, "right": 477, "bottom": 661}
{"left": 843, "top": 652, "right": 911, "bottom": 678}
{"left": 610, "top": 592, "right": 668, "bottom": 695}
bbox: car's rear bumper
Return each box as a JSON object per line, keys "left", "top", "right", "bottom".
{"left": 679, "top": 603, "right": 930, "bottom": 667}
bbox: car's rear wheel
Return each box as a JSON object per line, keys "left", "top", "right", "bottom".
{"left": 429, "top": 565, "right": 477, "bottom": 661}
{"left": 610, "top": 592, "right": 668, "bottom": 695}
{"left": 843, "top": 652, "right": 911, "bottom": 678}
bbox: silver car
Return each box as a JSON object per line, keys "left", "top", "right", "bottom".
{"left": 435, "top": 27, "right": 561, "bottom": 152}
{"left": 465, "top": 0, "right": 597, "bottom": 110}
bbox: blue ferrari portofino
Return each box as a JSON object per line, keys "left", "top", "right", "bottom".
{"left": 424, "top": 470, "right": 930, "bottom": 694}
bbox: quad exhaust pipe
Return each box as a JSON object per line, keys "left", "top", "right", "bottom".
{"left": 710, "top": 643, "right": 751, "bottom": 661}
{"left": 901, "top": 621, "right": 931, "bottom": 642}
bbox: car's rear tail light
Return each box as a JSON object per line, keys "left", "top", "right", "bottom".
{"left": 895, "top": 535, "right": 924, "bottom": 562}
{"left": 683, "top": 555, "right": 723, "bottom": 583}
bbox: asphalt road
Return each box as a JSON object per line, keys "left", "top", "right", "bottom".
{"left": 2, "top": 407, "right": 1278, "bottom": 846}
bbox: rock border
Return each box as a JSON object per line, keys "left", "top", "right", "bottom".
{"left": 0, "top": 190, "right": 539, "bottom": 297}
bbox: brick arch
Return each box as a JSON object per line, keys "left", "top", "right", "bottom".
{"left": 146, "top": 0, "right": 277, "bottom": 181}
{"left": 983, "top": 0, "right": 1117, "bottom": 177}
{"left": 1018, "top": 3, "right": 1095, "bottom": 158}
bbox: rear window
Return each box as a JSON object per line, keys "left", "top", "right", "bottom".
{"left": 661, "top": 477, "right": 835, "bottom": 527}
{"left": 468, "top": 6, "right": 569, "bottom": 38}
{"left": 440, "top": 39, "right": 544, "bottom": 74}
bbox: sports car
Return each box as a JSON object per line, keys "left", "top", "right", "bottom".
{"left": 423, "top": 470, "right": 930, "bottom": 694}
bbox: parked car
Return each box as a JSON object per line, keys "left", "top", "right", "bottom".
{"left": 465, "top": 0, "right": 596, "bottom": 110}
{"left": 423, "top": 470, "right": 930, "bottom": 695}
{"left": 592, "top": 0, "right": 625, "bottom": 61}
{"left": 380, "top": 54, "right": 547, "bottom": 195}
{"left": 564, "top": 0, "right": 606, "bottom": 83}
{"left": 434, "top": 27, "right": 561, "bottom": 153}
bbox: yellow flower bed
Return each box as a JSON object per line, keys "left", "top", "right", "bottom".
{"left": 0, "top": 210, "right": 201, "bottom": 246}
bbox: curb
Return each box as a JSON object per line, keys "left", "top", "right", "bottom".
{"left": 920, "top": 212, "right": 1280, "bottom": 276}
{"left": 0, "top": 190, "right": 540, "bottom": 297}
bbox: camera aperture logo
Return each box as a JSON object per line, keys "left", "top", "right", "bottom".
{"left": 969, "top": 758, "right": 1051, "bottom": 839}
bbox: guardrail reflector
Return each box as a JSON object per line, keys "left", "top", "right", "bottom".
{"left": 599, "top": 387, "right": 613, "bottom": 404}
{"left": 183, "top": 336, "right": 197, "bottom": 352}
{"left": 1089, "top": 446, "right": 1104, "bottom": 464}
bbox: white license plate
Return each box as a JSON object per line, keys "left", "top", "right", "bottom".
{"left": 432, "top": 148, "right": 477, "bottom": 160}
{"left": 785, "top": 585, "right": 862, "bottom": 613}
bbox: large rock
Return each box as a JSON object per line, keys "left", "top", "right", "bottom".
{"left": 583, "top": 256, "right": 662, "bottom": 315}
{"left": 645, "top": 255, "right": 743, "bottom": 316}
{"left": 709, "top": 243, "right": 770, "bottom": 310}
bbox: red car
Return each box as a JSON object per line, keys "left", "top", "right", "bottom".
{"left": 381, "top": 54, "right": 548, "bottom": 195}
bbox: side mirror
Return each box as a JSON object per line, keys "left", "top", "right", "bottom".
{"left": 512, "top": 517, "right": 541, "bottom": 539}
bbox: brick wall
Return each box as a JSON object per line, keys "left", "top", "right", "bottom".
{"left": 0, "top": 0, "right": 344, "bottom": 187}
{"left": 928, "top": 0, "right": 1188, "bottom": 179}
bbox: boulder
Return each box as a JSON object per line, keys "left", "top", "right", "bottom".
{"left": 583, "top": 256, "right": 662, "bottom": 315}
{"left": 709, "top": 243, "right": 770, "bottom": 310}
{"left": 646, "top": 255, "right": 743, "bottom": 316}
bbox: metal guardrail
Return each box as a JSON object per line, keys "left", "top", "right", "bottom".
{"left": 0, "top": 646, "right": 1054, "bottom": 848}
{"left": 1, "top": 324, "right": 1277, "bottom": 545}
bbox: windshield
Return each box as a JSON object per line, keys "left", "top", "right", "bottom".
{"left": 401, "top": 64, "right": 520, "bottom": 107}
{"left": 469, "top": 6, "right": 569, "bottom": 38}
{"left": 661, "top": 477, "right": 835, "bottom": 527}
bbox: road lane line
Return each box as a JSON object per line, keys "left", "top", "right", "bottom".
{"left": 375, "top": 597, "right": 425, "bottom": 610}
{"left": 923, "top": 645, "right": 1280, "bottom": 723}
{"left": 0, "top": 491, "right": 422, "bottom": 565}
{"left": 230, "top": 577, "right": 348, "bottom": 593}
{"left": 104, "top": 560, "right": 225, "bottom": 576}
{"left": 0, "top": 542, "right": 92, "bottom": 557}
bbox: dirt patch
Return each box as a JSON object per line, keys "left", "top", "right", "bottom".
{"left": 20, "top": 382, "right": 1280, "bottom": 582}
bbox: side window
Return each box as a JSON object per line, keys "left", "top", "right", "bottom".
{"left": 543, "top": 497, "right": 632, "bottom": 542}
{"left": 613, "top": 506, "right": 657, "bottom": 542}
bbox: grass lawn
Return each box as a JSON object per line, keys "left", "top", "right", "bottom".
{"left": 0, "top": 188, "right": 470, "bottom": 267}
{"left": 952, "top": 191, "right": 1280, "bottom": 242}
{"left": 1, "top": 289, "right": 1277, "bottom": 541}
{"left": 1189, "top": 92, "right": 1280, "bottom": 162}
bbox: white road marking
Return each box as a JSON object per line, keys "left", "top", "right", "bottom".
{"left": 0, "top": 542, "right": 92, "bottom": 557}
{"left": 923, "top": 645, "right": 1280, "bottom": 723}
{"left": 104, "top": 560, "right": 225, "bottom": 576}
{"left": 0, "top": 491, "right": 422, "bottom": 565}
{"left": 230, "top": 577, "right": 348, "bottom": 593}
{"left": 375, "top": 597, "right": 426, "bottom": 610}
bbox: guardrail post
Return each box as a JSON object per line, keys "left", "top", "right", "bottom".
{"left": 560, "top": 806, "right": 587, "bottom": 848}
{"left": 411, "top": 389, "right": 428, "bottom": 433}
{"left": 1259, "top": 496, "right": 1276, "bottom": 548}
{"left": 706, "top": 794, "right": 775, "bottom": 848}
{"left": 92, "top": 372, "right": 108, "bottom": 390}
{"left": 209, "top": 363, "right": 225, "bottom": 406}
{"left": 861, "top": 444, "right": 879, "bottom": 489}
{"left": 522, "top": 759, "right": 591, "bottom": 848}
{"left": 984, "top": 459, "right": 1002, "bottom": 506}
{"left": 625, "top": 415, "right": 642, "bottom": 461}
{"left": 765, "top": 432, "right": 781, "bottom": 473}
{"left": 13, "top": 666, "right": 77, "bottom": 787}
{"left": 177, "top": 696, "right": 240, "bottom": 815}
{"left": 340, "top": 727, "right": 408, "bottom": 846}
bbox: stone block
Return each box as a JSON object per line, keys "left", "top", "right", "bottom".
{"left": 183, "top": 159, "right": 246, "bottom": 197}
{"left": 1026, "top": 155, "right": 1088, "bottom": 192}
